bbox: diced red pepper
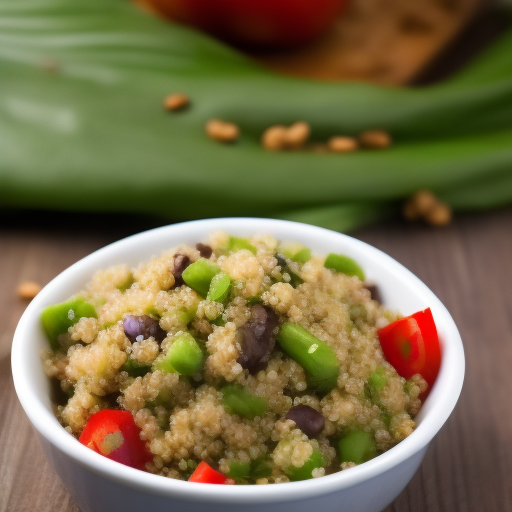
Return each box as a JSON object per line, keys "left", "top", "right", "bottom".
{"left": 188, "top": 461, "right": 228, "bottom": 484}
{"left": 79, "top": 410, "right": 152, "bottom": 470}
{"left": 377, "top": 308, "right": 441, "bottom": 397}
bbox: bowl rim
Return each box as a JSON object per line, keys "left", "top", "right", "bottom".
{"left": 11, "top": 217, "right": 464, "bottom": 503}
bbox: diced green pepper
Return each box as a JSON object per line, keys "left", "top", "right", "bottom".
{"left": 228, "top": 460, "right": 251, "bottom": 479}
{"left": 290, "top": 247, "right": 312, "bottom": 264}
{"left": 182, "top": 258, "right": 221, "bottom": 297}
{"left": 324, "top": 254, "right": 365, "bottom": 281}
{"left": 365, "top": 367, "right": 388, "bottom": 403}
{"left": 228, "top": 458, "right": 272, "bottom": 482}
{"left": 337, "top": 430, "right": 377, "bottom": 464}
{"left": 116, "top": 274, "right": 134, "bottom": 292}
{"left": 285, "top": 449, "right": 324, "bottom": 481}
{"left": 41, "top": 297, "right": 97, "bottom": 351}
{"left": 276, "top": 323, "right": 340, "bottom": 394}
{"left": 228, "top": 236, "right": 257, "bottom": 255}
{"left": 207, "top": 272, "right": 231, "bottom": 303}
{"left": 221, "top": 385, "right": 268, "bottom": 420}
{"left": 154, "top": 332, "right": 204, "bottom": 376}
{"left": 122, "top": 358, "right": 151, "bottom": 378}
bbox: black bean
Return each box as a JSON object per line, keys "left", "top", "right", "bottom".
{"left": 275, "top": 253, "right": 304, "bottom": 288}
{"left": 285, "top": 405, "right": 325, "bottom": 438}
{"left": 365, "top": 283, "right": 382, "bottom": 304}
{"left": 196, "top": 243, "right": 213, "bottom": 259}
{"left": 123, "top": 314, "right": 166, "bottom": 343}
{"left": 172, "top": 253, "right": 191, "bottom": 286}
{"left": 237, "top": 304, "right": 279, "bottom": 374}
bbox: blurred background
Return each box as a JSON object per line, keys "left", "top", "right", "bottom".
{"left": 1, "top": 0, "right": 511, "bottom": 511}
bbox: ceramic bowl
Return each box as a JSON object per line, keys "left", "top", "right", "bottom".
{"left": 12, "top": 218, "right": 464, "bottom": 512}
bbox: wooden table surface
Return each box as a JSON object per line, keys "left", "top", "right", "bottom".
{"left": 1, "top": 207, "right": 511, "bottom": 512}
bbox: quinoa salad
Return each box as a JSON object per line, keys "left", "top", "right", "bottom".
{"left": 41, "top": 231, "right": 434, "bottom": 484}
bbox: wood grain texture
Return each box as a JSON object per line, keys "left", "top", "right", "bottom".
{"left": 1, "top": 208, "right": 511, "bottom": 512}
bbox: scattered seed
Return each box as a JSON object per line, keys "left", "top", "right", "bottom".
{"left": 163, "top": 93, "right": 190, "bottom": 111}
{"left": 261, "top": 125, "right": 288, "bottom": 151}
{"left": 327, "top": 136, "right": 358, "bottom": 153}
{"left": 17, "top": 281, "right": 42, "bottom": 300}
{"left": 412, "top": 189, "right": 438, "bottom": 216}
{"left": 403, "top": 189, "right": 452, "bottom": 226}
{"left": 284, "top": 121, "right": 310, "bottom": 149}
{"left": 359, "top": 130, "right": 392, "bottom": 149}
{"left": 425, "top": 202, "right": 452, "bottom": 226}
{"left": 205, "top": 119, "right": 240, "bottom": 143}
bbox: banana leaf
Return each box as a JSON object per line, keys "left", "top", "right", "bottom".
{"left": 1, "top": 0, "right": 511, "bottom": 232}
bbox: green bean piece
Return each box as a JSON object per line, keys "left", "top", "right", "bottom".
{"left": 207, "top": 272, "right": 231, "bottom": 303}
{"left": 228, "top": 236, "right": 257, "bottom": 255}
{"left": 285, "top": 449, "right": 324, "bottom": 481}
{"left": 291, "top": 247, "right": 312, "bottom": 264}
{"left": 324, "top": 254, "right": 365, "bottom": 281}
{"left": 182, "top": 258, "right": 221, "bottom": 297}
{"left": 155, "top": 332, "right": 204, "bottom": 376}
{"left": 228, "top": 458, "right": 272, "bottom": 482}
{"left": 276, "top": 323, "right": 340, "bottom": 394}
{"left": 41, "top": 297, "right": 97, "bottom": 351}
{"left": 337, "top": 430, "right": 377, "bottom": 465}
{"left": 228, "top": 460, "right": 251, "bottom": 480}
{"left": 122, "top": 358, "right": 151, "bottom": 378}
{"left": 116, "top": 274, "right": 134, "bottom": 292}
{"left": 221, "top": 385, "right": 268, "bottom": 420}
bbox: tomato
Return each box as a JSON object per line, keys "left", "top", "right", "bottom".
{"left": 188, "top": 461, "right": 228, "bottom": 484}
{"left": 377, "top": 308, "right": 441, "bottom": 396}
{"left": 79, "top": 410, "right": 152, "bottom": 470}
{"left": 138, "top": 0, "right": 350, "bottom": 49}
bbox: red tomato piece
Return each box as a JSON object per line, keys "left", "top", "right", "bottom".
{"left": 188, "top": 461, "right": 228, "bottom": 484}
{"left": 139, "top": 0, "right": 350, "bottom": 49}
{"left": 79, "top": 410, "right": 152, "bottom": 470}
{"left": 377, "top": 308, "right": 441, "bottom": 396}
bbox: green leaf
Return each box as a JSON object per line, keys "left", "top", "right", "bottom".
{"left": 0, "top": 0, "right": 511, "bottom": 231}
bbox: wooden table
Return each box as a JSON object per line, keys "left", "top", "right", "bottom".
{"left": 1, "top": 207, "right": 511, "bottom": 512}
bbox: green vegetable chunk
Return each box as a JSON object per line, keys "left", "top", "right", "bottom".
{"left": 41, "top": 297, "right": 97, "bottom": 351}
{"left": 207, "top": 272, "right": 231, "bottom": 303}
{"left": 291, "top": 247, "right": 312, "bottom": 264}
{"left": 285, "top": 449, "right": 324, "bottom": 481}
{"left": 337, "top": 430, "right": 377, "bottom": 465}
{"left": 324, "top": 254, "right": 365, "bottom": 281}
{"left": 122, "top": 358, "right": 151, "bottom": 378}
{"left": 228, "top": 236, "right": 257, "bottom": 254}
{"left": 221, "top": 385, "right": 268, "bottom": 420}
{"left": 228, "top": 458, "right": 272, "bottom": 482}
{"left": 276, "top": 323, "right": 340, "bottom": 394}
{"left": 182, "top": 258, "right": 221, "bottom": 297}
{"left": 369, "top": 368, "right": 387, "bottom": 393}
{"left": 155, "top": 332, "right": 203, "bottom": 376}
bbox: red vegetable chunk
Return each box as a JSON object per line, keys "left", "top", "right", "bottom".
{"left": 188, "top": 461, "right": 227, "bottom": 484}
{"left": 377, "top": 308, "right": 441, "bottom": 396}
{"left": 79, "top": 410, "right": 152, "bottom": 470}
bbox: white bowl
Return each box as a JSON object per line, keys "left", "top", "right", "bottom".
{"left": 12, "top": 218, "right": 464, "bottom": 512}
